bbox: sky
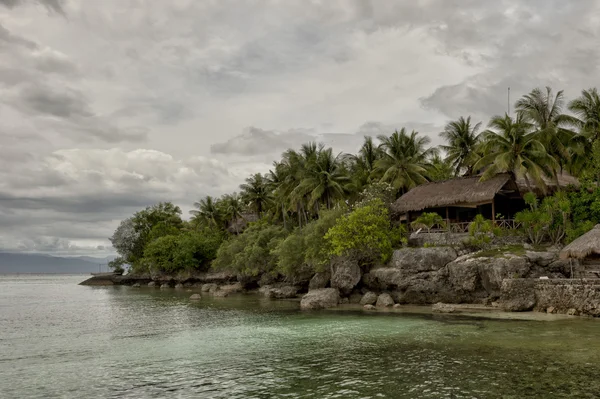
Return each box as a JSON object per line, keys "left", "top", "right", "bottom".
{"left": 1, "top": 0, "right": 599, "bottom": 256}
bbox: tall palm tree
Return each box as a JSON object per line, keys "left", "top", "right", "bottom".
{"left": 439, "top": 116, "right": 482, "bottom": 176}
{"left": 515, "top": 87, "right": 573, "bottom": 171}
{"left": 428, "top": 153, "right": 455, "bottom": 182}
{"left": 240, "top": 173, "right": 271, "bottom": 216}
{"left": 221, "top": 193, "right": 243, "bottom": 233}
{"left": 189, "top": 196, "right": 222, "bottom": 228}
{"left": 474, "top": 114, "right": 557, "bottom": 192}
{"left": 373, "top": 128, "right": 437, "bottom": 194}
{"left": 567, "top": 88, "right": 600, "bottom": 174}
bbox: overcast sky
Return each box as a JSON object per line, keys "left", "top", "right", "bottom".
{"left": 1, "top": 0, "right": 599, "bottom": 256}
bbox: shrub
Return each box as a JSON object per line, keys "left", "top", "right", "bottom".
{"left": 411, "top": 212, "right": 445, "bottom": 234}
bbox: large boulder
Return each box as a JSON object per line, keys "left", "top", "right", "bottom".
{"left": 220, "top": 283, "right": 243, "bottom": 294}
{"left": 432, "top": 303, "right": 457, "bottom": 313}
{"left": 300, "top": 288, "right": 340, "bottom": 310}
{"left": 330, "top": 256, "right": 361, "bottom": 296}
{"left": 309, "top": 272, "right": 330, "bottom": 290}
{"left": 359, "top": 291, "right": 378, "bottom": 305}
{"left": 499, "top": 279, "right": 536, "bottom": 311}
{"left": 525, "top": 251, "right": 557, "bottom": 267}
{"left": 201, "top": 283, "right": 219, "bottom": 293}
{"left": 389, "top": 247, "right": 458, "bottom": 273}
{"left": 265, "top": 286, "right": 299, "bottom": 299}
{"left": 376, "top": 293, "right": 395, "bottom": 307}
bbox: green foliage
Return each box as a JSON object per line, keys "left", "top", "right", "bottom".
{"left": 325, "top": 199, "right": 402, "bottom": 263}
{"left": 515, "top": 192, "right": 571, "bottom": 245}
{"left": 428, "top": 153, "right": 455, "bottom": 182}
{"left": 355, "top": 181, "right": 395, "bottom": 208}
{"left": 273, "top": 207, "right": 345, "bottom": 276}
{"left": 566, "top": 220, "right": 595, "bottom": 244}
{"left": 107, "top": 257, "right": 126, "bottom": 273}
{"left": 467, "top": 215, "right": 496, "bottom": 248}
{"left": 411, "top": 212, "right": 445, "bottom": 233}
{"left": 142, "top": 229, "right": 225, "bottom": 273}
{"left": 212, "top": 221, "right": 288, "bottom": 277}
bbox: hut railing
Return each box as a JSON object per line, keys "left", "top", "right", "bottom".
{"left": 409, "top": 219, "right": 521, "bottom": 233}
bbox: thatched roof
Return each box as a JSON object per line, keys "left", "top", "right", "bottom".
{"left": 560, "top": 225, "right": 600, "bottom": 260}
{"left": 391, "top": 174, "right": 513, "bottom": 214}
{"left": 515, "top": 172, "right": 579, "bottom": 194}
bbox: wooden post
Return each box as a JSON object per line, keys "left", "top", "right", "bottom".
{"left": 446, "top": 207, "right": 450, "bottom": 232}
{"left": 492, "top": 198, "right": 496, "bottom": 226}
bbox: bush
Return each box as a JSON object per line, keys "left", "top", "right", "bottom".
{"left": 142, "top": 229, "right": 224, "bottom": 273}
{"left": 325, "top": 199, "right": 402, "bottom": 264}
{"left": 212, "top": 221, "right": 288, "bottom": 277}
{"left": 411, "top": 212, "right": 445, "bottom": 233}
{"left": 467, "top": 214, "right": 497, "bottom": 248}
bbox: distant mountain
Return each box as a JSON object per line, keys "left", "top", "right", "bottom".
{"left": 0, "top": 253, "right": 113, "bottom": 274}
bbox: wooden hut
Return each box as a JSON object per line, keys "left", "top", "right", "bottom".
{"left": 560, "top": 225, "right": 600, "bottom": 261}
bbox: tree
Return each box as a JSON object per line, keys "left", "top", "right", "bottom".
{"left": 240, "top": 173, "right": 271, "bottom": 216}
{"left": 221, "top": 193, "right": 244, "bottom": 233}
{"left": 474, "top": 114, "right": 557, "bottom": 192}
{"left": 374, "top": 128, "right": 437, "bottom": 194}
{"left": 190, "top": 196, "right": 223, "bottom": 228}
{"left": 325, "top": 199, "right": 402, "bottom": 263}
{"left": 410, "top": 212, "right": 445, "bottom": 234}
{"left": 439, "top": 116, "right": 482, "bottom": 176}
{"left": 428, "top": 153, "right": 455, "bottom": 182}
{"left": 515, "top": 193, "right": 551, "bottom": 245}
{"left": 567, "top": 88, "right": 600, "bottom": 174}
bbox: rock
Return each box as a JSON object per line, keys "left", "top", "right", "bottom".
{"left": 189, "top": 294, "right": 202, "bottom": 300}
{"left": 547, "top": 259, "right": 576, "bottom": 277}
{"left": 160, "top": 283, "right": 170, "bottom": 289}
{"left": 359, "top": 291, "right": 378, "bottom": 305}
{"left": 547, "top": 306, "right": 556, "bottom": 314}
{"left": 213, "top": 290, "right": 229, "bottom": 297}
{"left": 220, "top": 283, "right": 243, "bottom": 294}
{"left": 567, "top": 308, "right": 579, "bottom": 316}
{"left": 175, "top": 283, "right": 184, "bottom": 289}
{"left": 201, "top": 283, "right": 218, "bottom": 293}
{"left": 499, "top": 279, "right": 536, "bottom": 311}
{"left": 349, "top": 292, "right": 363, "bottom": 304}
{"left": 148, "top": 281, "right": 156, "bottom": 287}
{"left": 389, "top": 247, "right": 458, "bottom": 272}
{"left": 393, "top": 303, "right": 401, "bottom": 308}
{"left": 300, "top": 288, "right": 340, "bottom": 310}
{"left": 267, "top": 286, "right": 299, "bottom": 299}
{"left": 330, "top": 256, "right": 361, "bottom": 296}
{"left": 340, "top": 297, "right": 349, "bottom": 304}
{"left": 308, "top": 271, "right": 330, "bottom": 290}
{"left": 376, "top": 293, "right": 395, "bottom": 307}
{"left": 523, "top": 243, "right": 533, "bottom": 250}
{"left": 132, "top": 283, "right": 141, "bottom": 288}
{"left": 432, "top": 302, "right": 456, "bottom": 313}
{"left": 525, "top": 251, "right": 557, "bottom": 267}
{"left": 363, "top": 304, "right": 376, "bottom": 310}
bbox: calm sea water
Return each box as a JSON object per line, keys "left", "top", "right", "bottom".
{"left": 1, "top": 275, "right": 600, "bottom": 398}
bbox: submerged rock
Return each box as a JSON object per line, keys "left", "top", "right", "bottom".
{"left": 308, "top": 272, "right": 330, "bottom": 290}
{"left": 189, "top": 294, "right": 201, "bottom": 300}
{"left": 201, "top": 283, "right": 218, "bottom": 293}
{"left": 160, "top": 283, "right": 170, "bottom": 289}
{"left": 147, "top": 281, "right": 156, "bottom": 287}
{"left": 300, "top": 288, "right": 340, "bottom": 310}
{"left": 393, "top": 304, "right": 401, "bottom": 309}
{"left": 376, "top": 293, "right": 394, "bottom": 307}
{"left": 363, "top": 304, "right": 376, "bottom": 310}
{"left": 220, "top": 283, "right": 243, "bottom": 294}
{"left": 132, "top": 283, "right": 141, "bottom": 288}
{"left": 174, "top": 283, "right": 184, "bottom": 289}
{"left": 213, "top": 290, "right": 229, "bottom": 297}
{"left": 432, "top": 303, "right": 456, "bottom": 313}
{"left": 266, "top": 286, "right": 299, "bottom": 299}
{"left": 359, "top": 291, "right": 378, "bottom": 306}
{"left": 330, "top": 256, "right": 361, "bottom": 296}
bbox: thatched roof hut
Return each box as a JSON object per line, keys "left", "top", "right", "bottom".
{"left": 391, "top": 174, "right": 516, "bottom": 214}
{"left": 560, "top": 225, "right": 600, "bottom": 260}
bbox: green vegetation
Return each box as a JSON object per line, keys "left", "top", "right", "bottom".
{"left": 108, "top": 86, "right": 600, "bottom": 276}
{"left": 411, "top": 212, "right": 445, "bottom": 234}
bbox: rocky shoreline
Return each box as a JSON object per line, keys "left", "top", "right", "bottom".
{"left": 80, "top": 246, "right": 600, "bottom": 317}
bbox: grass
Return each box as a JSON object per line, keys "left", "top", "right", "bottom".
{"left": 472, "top": 243, "right": 552, "bottom": 258}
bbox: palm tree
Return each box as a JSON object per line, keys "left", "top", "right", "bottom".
{"left": 474, "top": 114, "right": 557, "bottom": 192}
{"left": 240, "top": 173, "right": 271, "bottom": 216}
{"left": 439, "top": 116, "right": 482, "bottom": 176}
{"left": 189, "top": 196, "right": 222, "bottom": 228}
{"left": 515, "top": 87, "right": 573, "bottom": 172}
{"left": 221, "top": 193, "right": 243, "bottom": 233}
{"left": 428, "top": 153, "right": 455, "bottom": 181}
{"left": 373, "top": 128, "right": 437, "bottom": 194}
{"left": 567, "top": 88, "right": 600, "bottom": 174}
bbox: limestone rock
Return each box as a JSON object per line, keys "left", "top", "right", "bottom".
{"left": 499, "top": 279, "right": 536, "bottom": 311}
{"left": 363, "top": 304, "right": 376, "bottom": 310}
{"left": 359, "top": 291, "right": 378, "bottom": 305}
{"left": 330, "top": 256, "right": 361, "bottom": 296}
{"left": 148, "top": 281, "right": 156, "bottom": 287}
{"left": 547, "top": 306, "right": 556, "bottom": 314}
{"left": 308, "top": 272, "right": 330, "bottom": 291}
{"left": 389, "top": 247, "right": 458, "bottom": 272}
{"left": 132, "top": 283, "right": 141, "bottom": 288}
{"left": 266, "top": 286, "right": 299, "bottom": 299}
{"left": 432, "top": 302, "right": 456, "bottom": 313}
{"left": 567, "top": 308, "right": 579, "bottom": 316}
{"left": 525, "top": 251, "right": 557, "bottom": 267}
{"left": 300, "top": 288, "right": 340, "bottom": 310}
{"left": 220, "top": 283, "right": 243, "bottom": 294}
{"left": 349, "top": 292, "right": 363, "bottom": 304}
{"left": 201, "top": 283, "right": 218, "bottom": 293}
{"left": 189, "top": 294, "right": 202, "bottom": 300}
{"left": 376, "top": 293, "right": 395, "bottom": 307}
{"left": 160, "top": 283, "right": 170, "bottom": 289}
{"left": 340, "top": 297, "right": 349, "bottom": 304}
{"left": 393, "top": 303, "right": 401, "bottom": 308}
{"left": 213, "top": 290, "right": 229, "bottom": 297}
{"left": 175, "top": 283, "right": 184, "bottom": 289}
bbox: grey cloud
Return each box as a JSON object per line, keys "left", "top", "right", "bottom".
{"left": 18, "top": 84, "right": 91, "bottom": 118}
{"left": 0, "top": 0, "right": 65, "bottom": 15}
{"left": 211, "top": 126, "right": 316, "bottom": 156}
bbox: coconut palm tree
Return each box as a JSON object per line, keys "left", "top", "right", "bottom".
{"left": 240, "top": 173, "right": 271, "bottom": 216}
{"left": 373, "top": 128, "right": 437, "bottom": 194}
{"left": 221, "top": 193, "right": 244, "bottom": 233}
{"left": 189, "top": 196, "right": 223, "bottom": 228}
{"left": 567, "top": 88, "right": 600, "bottom": 174}
{"left": 439, "top": 116, "right": 482, "bottom": 176}
{"left": 474, "top": 114, "right": 557, "bottom": 192}
{"left": 515, "top": 87, "right": 573, "bottom": 171}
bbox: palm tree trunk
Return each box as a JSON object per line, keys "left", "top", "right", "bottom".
{"left": 523, "top": 174, "right": 534, "bottom": 193}
{"left": 281, "top": 203, "right": 287, "bottom": 229}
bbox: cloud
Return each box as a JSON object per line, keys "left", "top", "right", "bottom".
{"left": 0, "top": 0, "right": 65, "bottom": 15}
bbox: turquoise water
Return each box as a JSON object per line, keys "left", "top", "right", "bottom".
{"left": 1, "top": 275, "right": 600, "bottom": 398}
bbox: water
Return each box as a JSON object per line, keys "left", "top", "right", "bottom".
{"left": 1, "top": 275, "right": 600, "bottom": 398}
